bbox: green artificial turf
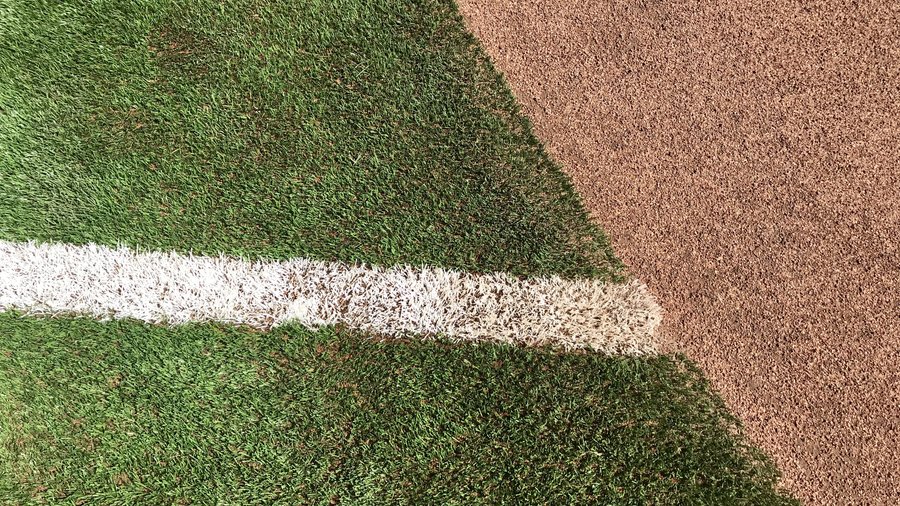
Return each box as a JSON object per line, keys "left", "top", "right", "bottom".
{"left": 0, "top": 0, "right": 796, "bottom": 504}
{"left": 0, "top": 315, "right": 793, "bottom": 505}
{"left": 0, "top": 0, "right": 620, "bottom": 280}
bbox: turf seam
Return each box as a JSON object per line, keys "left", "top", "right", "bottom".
{"left": 0, "top": 240, "right": 661, "bottom": 354}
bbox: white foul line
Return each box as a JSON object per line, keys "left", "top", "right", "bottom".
{"left": 0, "top": 240, "right": 661, "bottom": 355}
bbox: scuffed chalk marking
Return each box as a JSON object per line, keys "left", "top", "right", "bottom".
{"left": 0, "top": 240, "right": 662, "bottom": 355}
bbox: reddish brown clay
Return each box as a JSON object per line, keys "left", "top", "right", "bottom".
{"left": 459, "top": 1, "right": 899, "bottom": 504}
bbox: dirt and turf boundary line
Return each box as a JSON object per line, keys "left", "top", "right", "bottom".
{"left": 0, "top": 240, "right": 661, "bottom": 354}
{"left": 457, "top": 1, "right": 900, "bottom": 503}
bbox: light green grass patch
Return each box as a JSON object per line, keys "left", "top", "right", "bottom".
{"left": 0, "top": 0, "right": 619, "bottom": 279}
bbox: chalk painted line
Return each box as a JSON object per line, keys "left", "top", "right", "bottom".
{"left": 0, "top": 240, "right": 662, "bottom": 355}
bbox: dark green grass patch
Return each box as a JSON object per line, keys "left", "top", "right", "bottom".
{"left": 0, "top": 314, "right": 793, "bottom": 505}
{"left": 0, "top": 0, "right": 619, "bottom": 279}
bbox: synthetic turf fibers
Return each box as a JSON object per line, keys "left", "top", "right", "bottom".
{"left": 0, "top": 240, "right": 661, "bottom": 354}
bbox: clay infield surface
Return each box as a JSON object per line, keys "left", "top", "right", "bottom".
{"left": 459, "top": 1, "right": 899, "bottom": 504}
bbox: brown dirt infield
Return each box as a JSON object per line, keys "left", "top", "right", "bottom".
{"left": 459, "top": 1, "right": 899, "bottom": 504}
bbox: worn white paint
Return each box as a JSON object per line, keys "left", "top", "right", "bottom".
{"left": 0, "top": 240, "right": 661, "bottom": 354}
